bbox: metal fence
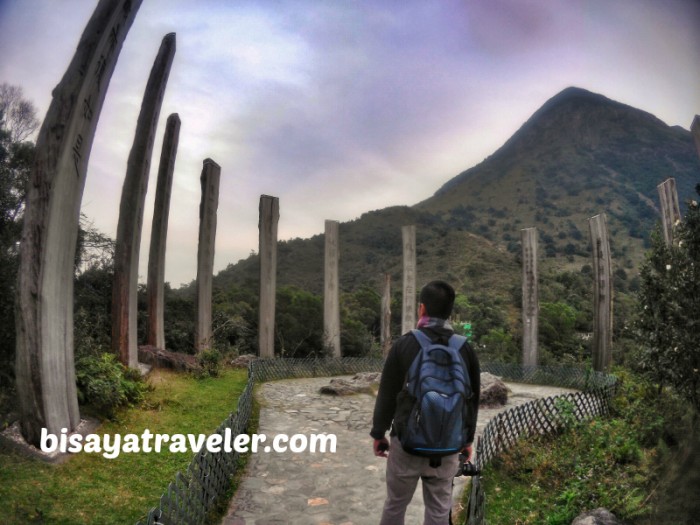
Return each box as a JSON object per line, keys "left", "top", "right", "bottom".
{"left": 135, "top": 358, "right": 615, "bottom": 525}
{"left": 462, "top": 363, "right": 617, "bottom": 525}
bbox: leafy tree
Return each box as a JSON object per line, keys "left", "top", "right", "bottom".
{"left": 636, "top": 185, "right": 700, "bottom": 411}
{"left": 0, "top": 84, "right": 38, "bottom": 394}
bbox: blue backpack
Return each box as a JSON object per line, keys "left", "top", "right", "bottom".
{"left": 397, "top": 329, "right": 471, "bottom": 458}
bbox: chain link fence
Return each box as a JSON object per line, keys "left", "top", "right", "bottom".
{"left": 135, "top": 358, "right": 615, "bottom": 525}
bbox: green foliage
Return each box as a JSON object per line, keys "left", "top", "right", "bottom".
{"left": 75, "top": 353, "right": 147, "bottom": 418}
{"left": 0, "top": 85, "right": 36, "bottom": 397}
{"left": 636, "top": 186, "right": 700, "bottom": 411}
{"left": 539, "top": 301, "right": 585, "bottom": 362}
{"left": 479, "top": 370, "right": 685, "bottom": 524}
{"left": 194, "top": 348, "right": 222, "bottom": 378}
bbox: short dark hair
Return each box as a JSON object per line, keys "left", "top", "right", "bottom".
{"left": 419, "top": 280, "right": 455, "bottom": 319}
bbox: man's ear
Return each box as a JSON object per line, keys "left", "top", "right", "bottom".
{"left": 418, "top": 303, "right": 427, "bottom": 318}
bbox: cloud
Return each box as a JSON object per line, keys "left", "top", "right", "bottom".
{"left": 1, "top": 0, "right": 699, "bottom": 286}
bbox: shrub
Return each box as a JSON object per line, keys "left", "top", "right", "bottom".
{"left": 75, "top": 353, "right": 147, "bottom": 418}
{"left": 195, "top": 348, "right": 222, "bottom": 378}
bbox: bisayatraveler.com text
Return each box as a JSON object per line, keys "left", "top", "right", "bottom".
{"left": 40, "top": 428, "right": 337, "bottom": 459}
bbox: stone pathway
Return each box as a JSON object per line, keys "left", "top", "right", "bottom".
{"left": 221, "top": 377, "right": 575, "bottom": 525}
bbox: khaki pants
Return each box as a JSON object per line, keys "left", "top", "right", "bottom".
{"left": 379, "top": 436, "right": 459, "bottom": 525}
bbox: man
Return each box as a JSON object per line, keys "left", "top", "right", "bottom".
{"left": 370, "top": 280, "right": 480, "bottom": 525}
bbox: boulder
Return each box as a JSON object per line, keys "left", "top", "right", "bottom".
{"left": 319, "top": 372, "right": 380, "bottom": 396}
{"left": 230, "top": 354, "right": 258, "bottom": 369}
{"left": 572, "top": 508, "right": 627, "bottom": 525}
{"left": 138, "top": 345, "right": 198, "bottom": 371}
{"left": 479, "top": 372, "right": 509, "bottom": 407}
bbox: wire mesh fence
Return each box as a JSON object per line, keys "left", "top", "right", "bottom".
{"left": 463, "top": 363, "right": 617, "bottom": 525}
{"left": 135, "top": 358, "right": 615, "bottom": 525}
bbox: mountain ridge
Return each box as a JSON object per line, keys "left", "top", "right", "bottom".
{"left": 213, "top": 86, "right": 700, "bottom": 298}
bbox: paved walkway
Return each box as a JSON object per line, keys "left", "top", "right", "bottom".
{"left": 221, "top": 377, "right": 574, "bottom": 525}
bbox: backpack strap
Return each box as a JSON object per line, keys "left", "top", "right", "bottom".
{"left": 410, "top": 329, "right": 432, "bottom": 350}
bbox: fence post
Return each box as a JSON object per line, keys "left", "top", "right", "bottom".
{"left": 521, "top": 227, "right": 539, "bottom": 367}
{"left": 324, "top": 220, "right": 341, "bottom": 357}
{"left": 589, "top": 214, "right": 613, "bottom": 371}
{"left": 402, "top": 225, "right": 417, "bottom": 334}
{"left": 259, "top": 195, "right": 279, "bottom": 358}
{"left": 657, "top": 178, "right": 681, "bottom": 247}
{"left": 147, "top": 113, "right": 180, "bottom": 350}
{"left": 692, "top": 115, "right": 700, "bottom": 159}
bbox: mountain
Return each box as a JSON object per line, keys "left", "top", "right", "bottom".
{"left": 213, "top": 87, "right": 700, "bottom": 300}
{"left": 419, "top": 87, "right": 699, "bottom": 269}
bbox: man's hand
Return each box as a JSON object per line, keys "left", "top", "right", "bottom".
{"left": 373, "top": 437, "right": 390, "bottom": 457}
{"left": 461, "top": 443, "right": 473, "bottom": 462}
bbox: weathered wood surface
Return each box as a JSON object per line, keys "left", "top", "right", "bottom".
{"left": 195, "top": 159, "right": 221, "bottom": 352}
{"left": 657, "top": 177, "right": 681, "bottom": 247}
{"left": 147, "top": 113, "right": 180, "bottom": 350}
{"left": 259, "top": 195, "right": 279, "bottom": 358}
{"left": 381, "top": 273, "right": 392, "bottom": 356}
{"left": 402, "top": 225, "right": 416, "bottom": 334}
{"left": 112, "top": 33, "right": 176, "bottom": 367}
{"left": 589, "top": 214, "right": 613, "bottom": 371}
{"left": 15, "top": 0, "right": 142, "bottom": 446}
{"left": 323, "top": 220, "right": 341, "bottom": 357}
{"left": 521, "top": 227, "right": 539, "bottom": 367}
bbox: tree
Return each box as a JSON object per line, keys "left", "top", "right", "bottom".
{"left": 0, "top": 84, "right": 37, "bottom": 395}
{"left": 0, "top": 83, "right": 39, "bottom": 143}
{"left": 636, "top": 184, "right": 700, "bottom": 412}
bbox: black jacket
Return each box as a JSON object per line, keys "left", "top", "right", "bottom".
{"left": 370, "top": 325, "right": 480, "bottom": 445}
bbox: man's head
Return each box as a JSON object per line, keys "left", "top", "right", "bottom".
{"left": 418, "top": 280, "right": 456, "bottom": 320}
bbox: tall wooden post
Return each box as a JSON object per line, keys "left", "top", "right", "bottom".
{"left": 521, "top": 228, "right": 539, "bottom": 367}
{"left": 657, "top": 178, "right": 681, "bottom": 247}
{"left": 195, "top": 159, "right": 221, "bottom": 353}
{"left": 259, "top": 195, "right": 279, "bottom": 358}
{"left": 112, "top": 33, "right": 176, "bottom": 368}
{"left": 381, "top": 273, "right": 392, "bottom": 356}
{"left": 323, "top": 220, "right": 341, "bottom": 357}
{"left": 15, "top": 0, "right": 142, "bottom": 446}
{"left": 146, "top": 113, "right": 180, "bottom": 350}
{"left": 402, "top": 225, "right": 417, "bottom": 333}
{"left": 692, "top": 115, "right": 700, "bottom": 159}
{"left": 589, "top": 214, "right": 613, "bottom": 371}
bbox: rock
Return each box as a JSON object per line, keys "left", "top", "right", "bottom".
{"left": 230, "top": 354, "right": 258, "bottom": 369}
{"left": 138, "top": 345, "right": 198, "bottom": 371}
{"left": 479, "top": 372, "right": 509, "bottom": 408}
{"left": 319, "top": 373, "right": 380, "bottom": 396}
{"left": 572, "top": 508, "right": 627, "bottom": 525}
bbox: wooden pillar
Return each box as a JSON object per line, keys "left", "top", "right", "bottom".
{"left": 15, "top": 0, "right": 142, "bottom": 446}
{"left": 402, "top": 225, "right": 417, "bottom": 333}
{"left": 521, "top": 228, "right": 539, "bottom": 367}
{"left": 589, "top": 214, "right": 613, "bottom": 372}
{"left": 657, "top": 178, "right": 681, "bottom": 247}
{"left": 259, "top": 195, "right": 279, "bottom": 358}
{"left": 692, "top": 115, "right": 700, "bottom": 159}
{"left": 195, "top": 159, "right": 221, "bottom": 353}
{"left": 112, "top": 33, "right": 176, "bottom": 368}
{"left": 381, "top": 273, "right": 392, "bottom": 356}
{"left": 146, "top": 113, "right": 180, "bottom": 350}
{"left": 323, "top": 220, "right": 341, "bottom": 357}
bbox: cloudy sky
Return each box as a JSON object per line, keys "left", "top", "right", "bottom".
{"left": 1, "top": 0, "right": 699, "bottom": 287}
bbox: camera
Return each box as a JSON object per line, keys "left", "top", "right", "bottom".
{"left": 455, "top": 454, "right": 481, "bottom": 477}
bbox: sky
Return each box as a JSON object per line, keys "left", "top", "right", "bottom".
{"left": 1, "top": 0, "right": 699, "bottom": 287}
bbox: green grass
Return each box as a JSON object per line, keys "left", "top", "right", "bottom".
{"left": 459, "top": 370, "right": 695, "bottom": 525}
{"left": 0, "top": 368, "right": 248, "bottom": 525}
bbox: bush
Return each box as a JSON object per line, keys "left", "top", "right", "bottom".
{"left": 75, "top": 353, "right": 147, "bottom": 418}
{"left": 195, "top": 348, "right": 222, "bottom": 378}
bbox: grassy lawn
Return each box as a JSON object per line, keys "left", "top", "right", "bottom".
{"left": 0, "top": 368, "right": 249, "bottom": 525}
